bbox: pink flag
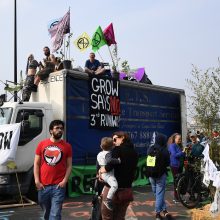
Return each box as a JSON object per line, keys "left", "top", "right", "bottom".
{"left": 103, "top": 23, "right": 117, "bottom": 46}
{"left": 48, "top": 24, "right": 58, "bottom": 38}
{"left": 51, "top": 10, "right": 70, "bottom": 52}
{"left": 48, "top": 17, "right": 70, "bottom": 38}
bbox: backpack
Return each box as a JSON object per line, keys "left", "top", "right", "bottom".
{"left": 146, "top": 146, "right": 165, "bottom": 178}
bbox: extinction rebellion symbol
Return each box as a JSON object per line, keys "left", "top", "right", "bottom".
{"left": 77, "top": 37, "right": 90, "bottom": 50}
{"left": 92, "top": 32, "right": 101, "bottom": 47}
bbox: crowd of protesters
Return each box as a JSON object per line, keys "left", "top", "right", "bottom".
{"left": 33, "top": 121, "right": 211, "bottom": 220}
{"left": 93, "top": 129, "right": 208, "bottom": 220}
{"left": 144, "top": 130, "right": 208, "bottom": 220}
{"left": 24, "top": 48, "right": 209, "bottom": 220}
{"left": 34, "top": 126, "right": 138, "bottom": 220}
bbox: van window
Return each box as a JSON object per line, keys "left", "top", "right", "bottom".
{"left": 16, "top": 109, "right": 43, "bottom": 146}
{"left": 0, "top": 107, "right": 13, "bottom": 125}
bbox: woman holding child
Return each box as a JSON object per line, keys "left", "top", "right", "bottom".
{"left": 99, "top": 131, "right": 138, "bottom": 220}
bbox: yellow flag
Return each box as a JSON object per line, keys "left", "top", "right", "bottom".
{"left": 74, "top": 32, "right": 91, "bottom": 52}
{"left": 7, "top": 161, "right": 17, "bottom": 169}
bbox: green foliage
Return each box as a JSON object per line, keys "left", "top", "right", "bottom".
{"left": 121, "top": 60, "right": 130, "bottom": 74}
{"left": 187, "top": 61, "right": 220, "bottom": 134}
{"left": 111, "top": 44, "right": 120, "bottom": 71}
{"left": 210, "top": 138, "right": 220, "bottom": 164}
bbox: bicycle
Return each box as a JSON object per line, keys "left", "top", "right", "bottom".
{"left": 176, "top": 155, "right": 211, "bottom": 209}
{"left": 89, "top": 177, "right": 104, "bottom": 220}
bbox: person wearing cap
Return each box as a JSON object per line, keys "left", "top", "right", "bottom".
{"left": 187, "top": 131, "right": 205, "bottom": 201}
{"left": 190, "top": 131, "right": 204, "bottom": 158}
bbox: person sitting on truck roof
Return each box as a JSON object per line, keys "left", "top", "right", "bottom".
{"left": 36, "top": 46, "right": 56, "bottom": 81}
{"left": 22, "top": 54, "right": 41, "bottom": 101}
{"left": 84, "top": 52, "right": 106, "bottom": 76}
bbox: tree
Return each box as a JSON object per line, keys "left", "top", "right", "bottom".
{"left": 111, "top": 44, "right": 120, "bottom": 71}
{"left": 186, "top": 61, "right": 220, "bottom": 134}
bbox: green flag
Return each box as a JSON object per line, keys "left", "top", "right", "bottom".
{"left": 91, "top": 26, "right": 107, "bottom": 52}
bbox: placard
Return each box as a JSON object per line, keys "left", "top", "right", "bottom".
{"left": 89, "top": 76, "right": 120, "bottom": 128}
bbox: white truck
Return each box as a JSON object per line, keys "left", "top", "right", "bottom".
{"left": 0, "top": 70, "right": 187, "bottom": 199}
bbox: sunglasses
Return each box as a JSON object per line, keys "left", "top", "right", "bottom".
{"left": 113, "top": 137, "right": 120, "bottom": 142}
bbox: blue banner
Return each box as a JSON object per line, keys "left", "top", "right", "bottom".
{"left": 66, "top": 76, "right": 181, "bottom": 165}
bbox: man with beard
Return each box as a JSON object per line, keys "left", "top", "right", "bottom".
{"left": 34, "top": 120, "right": 72, "bottom": 220}
{"left": 36, "top": 46, "right": 56, "bottom": 81}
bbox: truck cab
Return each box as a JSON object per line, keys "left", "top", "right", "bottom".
{"left": 0, "top": 102, "right": 52, "bottom": 196}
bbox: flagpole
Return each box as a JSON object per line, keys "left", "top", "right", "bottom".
{"left": 107, "top": 46, "right": 116, "bottom": 70}
{"left": 14, "top": 0, "right": 17, "bottom": 102}
{"left": 69, "top": 7, "right": 70, "bottom": 60}
{"left": 97, "top": 50, "right": 104, "bottom": 62}
{"left": 69, "top": 33, "right": 71, "bottom": 60}
{"left": 63, "top": 35, "right": 66, "bottom": 59}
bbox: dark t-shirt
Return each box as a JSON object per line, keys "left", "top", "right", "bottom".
{"left": 85, "top": 59, "right": 100, "bottom": 71}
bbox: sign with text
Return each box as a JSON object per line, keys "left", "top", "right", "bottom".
{"left": 89, "top": 76, "right": 120, "bottom": 128}
{"left": 66, "top": 75, "right": 181, "bottom": 165}
{"left": 0, "top": 123, "right": 21, "bottom": 165}
{"left": 68, "top": 157, "right": 173, "bottom": 197}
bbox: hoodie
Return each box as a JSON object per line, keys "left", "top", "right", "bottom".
{"left": 148, "top": 133, "right": 170, "bottom": 169}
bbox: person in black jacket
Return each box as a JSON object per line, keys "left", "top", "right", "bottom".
{"left": 99, "top": 131, "right": 138, "bottom": 220}
{"left": 147, "top": 133, "right": 172, "bottom": 220}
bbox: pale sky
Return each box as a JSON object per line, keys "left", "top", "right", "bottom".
{"left": 0, "top": 0, "right": 220, "bottom": 96}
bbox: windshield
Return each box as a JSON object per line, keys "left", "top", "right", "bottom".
{"left": 0, "top": 107, "right": 13, "bottom": 125}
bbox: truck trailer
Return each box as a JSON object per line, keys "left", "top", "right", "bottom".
{"left": 0, "top": 70, "right": 187, "bottom": 198}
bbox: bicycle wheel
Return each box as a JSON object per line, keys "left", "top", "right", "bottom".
{"left": 90, "top": 195, "right": 102, "bottom": 220}
{"left": 177, "top": 175, "right": 201, "bottom": 209}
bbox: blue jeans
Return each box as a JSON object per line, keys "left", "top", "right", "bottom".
{"left": 149, "top": 173, "right": 167, "bottom": 213}
{"left": 38, "top": 185, "right": 66, "bottom": 220}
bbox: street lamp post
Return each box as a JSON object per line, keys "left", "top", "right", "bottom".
{"left": 14, "top": 0, "right": 17, "bottom": 101}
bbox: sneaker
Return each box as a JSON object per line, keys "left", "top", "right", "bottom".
{"left": 172, "top": 199, "right": 179, "bottom": 203}
{"left": 156, "top": 212, "right": 162, "bottom": 220}
{"left": 163, "top": 210, "right": 173, "bottom": 220}
{"left": 103, "top": 199, "right": 113, "bottom": 211}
